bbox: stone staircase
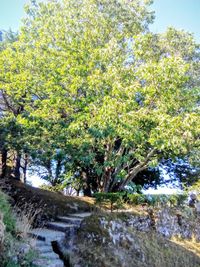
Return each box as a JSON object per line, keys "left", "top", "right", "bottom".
{"left": 29, "top": 212, "right": 91, "bottom": 267}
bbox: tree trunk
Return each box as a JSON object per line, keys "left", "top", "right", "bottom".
{"left": 22, "top": 154, "right": 28, "bottom": 183}
{"left": 118, "top": 149, "right": 156, "bottom": 191}
{"left": 14, "top": 152, "right": 21, "bottom": 180}
{"left": 82, "top": 171, "right": 91, "bottom": 197}
{"left": 83, "top": 186, "right": 91, "bottom": 197}
{"left": 102, "top": 167, "right": 112, "bottom": 192}
{"left": 101, "top": 143, "right": 113, "bottom": 192}
{"left": 0, "top": 148, "right": 7, "bottom": 178}
{"left": 55, "top": 158, "right": 62, "bottom": 184}
{"left": 46, "top": 160, "right": 54, "bottom": 185}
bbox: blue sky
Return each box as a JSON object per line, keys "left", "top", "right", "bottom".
{"left": 0, "top": 0, "right": 27, "bottom": 31}
{"left": 0, "top": 0, "right": 200, "bottom": 41}
{"left": 150, "top": 0, "right": 200, "bottom": 41}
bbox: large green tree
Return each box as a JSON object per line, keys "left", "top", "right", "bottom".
{"left": 0, "top": 0, "right": 199, "bottom": 193}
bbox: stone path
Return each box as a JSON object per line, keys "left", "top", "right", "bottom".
{"left": 29, "top": 212, "right": 91, "bottom": 267}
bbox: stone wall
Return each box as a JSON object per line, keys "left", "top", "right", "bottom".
{"left": 65, "top": 208, "right": 200, "bottom": 267}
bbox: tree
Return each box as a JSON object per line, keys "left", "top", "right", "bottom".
{"left": 0, "top": 30, "right": 25, "bottom": 180}
{"left": 0, "top": 0, "right": 199, "bottom": 193}
{"left": 159, "top": 158, "right": 200, "bottom": 188}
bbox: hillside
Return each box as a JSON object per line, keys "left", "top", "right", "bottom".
{"left": 1, "top": 180, "right": 200, "bottom": 267}
{"left": 72, "top": 213, "right": 200, "bottom": 267}
{"left": 0, "top": 179, "right": 93, "bottom": 226}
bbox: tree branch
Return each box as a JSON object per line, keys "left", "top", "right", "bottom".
{"left": 119, "top": 148, "right": 156, "bottom": 190}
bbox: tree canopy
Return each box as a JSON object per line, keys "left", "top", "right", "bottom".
{"left": 0, "top": 0, "right": 199, "bottom": 194}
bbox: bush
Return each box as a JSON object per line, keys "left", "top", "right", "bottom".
{"left": 2, "top": 235, "right": 38, "bottom": 267}
{"left": 0, "top": 191, "right": 15, "bottom": 233}
{"left": 40, "top": 184, "right": 64, "bottom": 192}
{"left": 0, "top": 190, "right": 39, "bottom": 267}
{"left": 94, "top": 192, "right": 124, "bottom": 212}
{"left": 127, "top": 193, "right": 140, "bottom": 205}
{"left": 169, "top": 195, "right": 178, "bottom": 207}
{"left": 127, "top": 193, "right": 188, "bottom": 207}
{"left": 176, "top": 193, "right": 188, "bottom": 206}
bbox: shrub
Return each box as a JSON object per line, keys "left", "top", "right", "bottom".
{"left": 127, "top": 193, "right": 139, "bottom": 205}
{"left": 127, "top": 193, "right": 147, "bottom": 205}
{"left": 94, "top": 192, "right": 124, "bottom": 212}
{"left": 0, "top": 190, "right": 15, "bottom": 233}
{"left": 0, "top": 191, "right": 40, "bottom": 267}
{"left": 169, "top": 195, "right": 178, "bottom": 207}
{"left": 127, "top": 193, "right": 188, "bottom": 207}
{"left": 146, "top": 195, "right": 159, "bottom": 207}
{"left": 176, "top": 193, "right": 188, "bottom": 206}
{"left": 40, "top": 184, "right": 64, "bottom": 192}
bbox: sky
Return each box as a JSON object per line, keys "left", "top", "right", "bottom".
{"left": 0, "top": 0, "right": 200, "bottom": 41}
{"left": 150, "top": 0, "right": 200, "bottom": 41}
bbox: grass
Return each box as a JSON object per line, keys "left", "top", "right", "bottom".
{"left": 1, "top": 179, "right": 200, "bottom": 266}
{"left": 0, "top": 188, "right": 42, "bottom": 267}
{"left": 171, "top": 236, "right": 200, "bottom": 258}
{"left": 14, "top": 203, "right": 42, "bottom": 239}
{"left": 0, "top": 179, "right": 93, "bottom": 226}
{"left": 73, "top": 212, "right": 200, "bottom": 267}
{"left": 0, "top": 190, "right": 15, "bottom": 233}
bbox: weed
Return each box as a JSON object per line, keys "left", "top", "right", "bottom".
{"left": 14, "top": 203, "right": 42, "bottom": 239}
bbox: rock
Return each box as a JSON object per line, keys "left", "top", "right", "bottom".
{"left": 29, "top": 228, "right": 65, "bottom": 242}
{"left": 195, "top": 202, "right": 200, "bottom": 214}
{"left": 57, "top": 216, "right": 83, "bottom": 226}
{"left": 0, "top": 212, "right": 5, "bottom": 245}
{"left": 10, "top": 256, "right": 18, "bottom": 264}
{"left": 46, "top": 221, "right": 76, "bottom": 232}
{"left": 29, "top": 211, "right": 92, "bottom": 267}
{"left": 32, "top": 258, "right": 64, "bottom": 267}
{"left": 65, "top": 212, "right": 92, "bottom": 221}
{"left": 19, "top": 243, "right": 31, "bottom": 254}
{"left": 189, "top": 193, "right": 197, "bottom": 207}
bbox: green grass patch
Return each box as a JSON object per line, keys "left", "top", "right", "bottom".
{"left": 0, "top": 190, "right": 15, "bottom": 233}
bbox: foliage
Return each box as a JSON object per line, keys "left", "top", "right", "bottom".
{"left": 0, "top": 190, "right": 39, "bottom": 267}
{"left": 187, "top": 180, "right": 200, "bottom": 194}
{"left": 127, "top": 193, "right": 188, "bottom": 207}
{"left": 2, "top": 234, "right": 38, "bottom": 267}
{"left": 40, "top": 183, "right": 64, "bottom": 193}
{"left": 132, "top": 168, "right": 161, "bottom": 190}
{"left": 94, "top": 192, "right": 124, "bottom": 211}
{"left": 0, "top": 0, "right": 199, "bottom": 192}
{"left": 127, "top": 193, "right": 142, "bottom": 205}
{"left": 159, "top": 159, "right": 200, "bottom": 188}
{"left": 0, "top": 191, "right": 15, "bottom": 233}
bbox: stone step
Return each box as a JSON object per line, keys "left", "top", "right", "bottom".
{"left": 32, "top": 258, "right": 64, "bottom": 267}
{"left": 29, "top": 238, "right": 43, "bottom": 247}
{"left": 68, "top": 212, "right": 92, "bottom": 219}
{"left": 29, "top": 228, "right": 65, "bottom": 242}
{"left": 57, "top": 216, "right": 83, "bottom": 225}
{"left": 36, "top": 244, "right": 54, "bottom": 253}
{"left": 46, "top": 221, "right": 76, "bottom": 232}
{"left": 41, "top": 251, "right": 60, "bottom": 260}
{"left": 31, "top": 239, "right": 49, "bottom": 247}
